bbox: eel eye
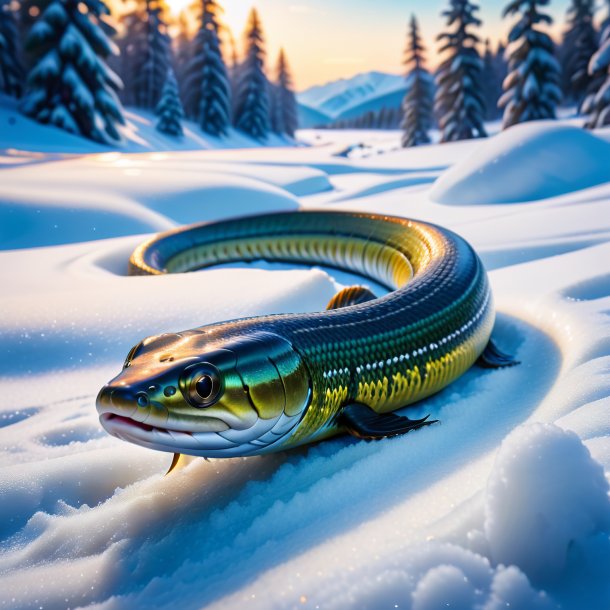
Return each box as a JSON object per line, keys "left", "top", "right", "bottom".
{"left": 184, "top": 365, "right": 223, "bottom": 407}
{"left": 195, "top": 375, "right": 215, "bottom": 400}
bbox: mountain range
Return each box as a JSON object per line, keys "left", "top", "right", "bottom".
{"left": 296, "top": 71, "right": 408, "bottom": 128}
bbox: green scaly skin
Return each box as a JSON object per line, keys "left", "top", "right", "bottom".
{"left": 96, "top": 211, "right": 494, "bottom": 458}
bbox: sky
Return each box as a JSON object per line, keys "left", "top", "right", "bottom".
{"left": 163, "top": 0, "right": 585, "bottom": 91}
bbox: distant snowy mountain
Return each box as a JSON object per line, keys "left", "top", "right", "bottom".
{"left": 297, "top": 71, "right": 407, "bottom": 126}
{"left": 297, "top": 103, "right": 332, "bottom": 129}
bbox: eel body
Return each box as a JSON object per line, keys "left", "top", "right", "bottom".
{"left": 96, "top": 211, "right": 498, "bottom": 458}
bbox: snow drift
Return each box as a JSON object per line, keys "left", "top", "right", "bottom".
{"left": 430, "top": 122, "right": 610, "bottom": 205}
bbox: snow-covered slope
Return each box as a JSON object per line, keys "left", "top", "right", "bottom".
{"left": 298, "top": 71, "right": 406, "bottom": 121}
{"left": 297, "top": 102, "right": 332, "bottom": 128}
{"left": 0, "top": 94, "right": 293, "bottom": 154}
{"left": 2, "top": 121, "right": 610, "bottom": 610}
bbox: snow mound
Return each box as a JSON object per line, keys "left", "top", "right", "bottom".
{"left": 317, "top": 543, "right": 557, "bottom": 610}
{"left": 0, "top": 160, "right": 300, "bottom": 249}
{"left": 484, "top": 423, "right": 610, "bottom": 583}
{"left": 411, "top": 565, "right": 477, "bottom": 610}
{"left": 0, "top": 191, "right": 174, "bottom": 250}
{"left": 430, "top": 122, "right": 610, "bottom": 204}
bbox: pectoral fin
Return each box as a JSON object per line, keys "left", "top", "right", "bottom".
{"left": 326, "top": 286, "right": 377, "bottom": 310}
{"left": 477, "top": 339, "right": 520, "bottom": 369}
{"left": 339, "top": 403, "right": 437, "bottom": 440}
{"left": 165, "top": 452, "right": 197, "bottom": 475}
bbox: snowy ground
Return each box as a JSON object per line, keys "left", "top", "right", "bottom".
{"left": 1, "top": 109, "right": 610, "bottom": 610}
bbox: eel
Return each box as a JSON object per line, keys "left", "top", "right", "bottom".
{"left": 96, "top": 211, "right": 516, "bottom": 466}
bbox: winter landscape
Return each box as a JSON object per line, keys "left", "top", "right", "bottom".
{"left": 3, "top": 0, "right": 610, "bottom": 608}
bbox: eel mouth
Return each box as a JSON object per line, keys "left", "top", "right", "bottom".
{"left": 101, "top": 413, "right": 158, "bottom": 434}
{"left": 99, "top": 411, "right": 302, "bottom": 457}
{"left": 99, "top": 412, "right": 240, "bottom": 454}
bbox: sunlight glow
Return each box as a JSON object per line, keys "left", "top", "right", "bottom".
{"left": 164, "top": 0, "right": 251, "bottom": 41}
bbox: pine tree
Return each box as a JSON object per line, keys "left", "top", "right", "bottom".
{"left": 114, "top": 11, "right": 143, "bottom": 106}
{"left": 583, "top": 24, "right": 610, "bottom": 128}
{"left": 401, "top": 14, "right": 434, "bottom": 147}
{"left": 500, "top": 0, "right": 561, "bottom": 128}
{"left": 561, "top": 0, "right": 597, "bottom": 106}
{"left": 603, "top": 0, "right": 610, "bottom": 32}
{"left": 270, "top": 48, "right": 297, "bottom": 136}
{"left": 185, "top": 0, "right": 231, "bottom": 135}
{"left": 173, "top": 12, "right": 193, "bottom": 106}
{"left": 227, "top": 29, "right": 239, "bottom": 121}
{"left": 156, "top": 68, "right": 184, "bottom": 136}
{"left": 118, "top": 0, "right": 170, "bottom": 109}
{"left": 17, "top": 0, "right": 38, "bottom": 63}
{"left": 21, "top": 0, "right": 125, "bottom": 144}
{"left": 234, "top": 8, "right": 269, "bottom": 140}
{"left": 494, "top": 40, "right": 508, "bottom": 89}
{"left": 481, "top": 38, "right": 503, "bottom": 119}
{"left": 137, "top": 0, "right": 170, "bottom": 109}
{"left": 435, "top": 0, "right": 486, "bottom": 142}
{"left": 0, "top": 0, "right": 24, "bottom": 96}
{"left": 582, "top": 2, "right": 610, "bottom": 123}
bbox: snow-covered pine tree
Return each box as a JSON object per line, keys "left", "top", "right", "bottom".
{"left": 602, "top": 0, "right": 610, "bottom": 32}
{"left": 500, "top": 0, "right": 562, "bottom": 128}
{"left": 494, "top": 40, "right": 508, "bottom": 90}
{"left": 114, "top": 12, "right": 142, "bottom": 106}
{"left": 185, "top": 0, "right": 231, "bottom": 135}
{"left": 0, "top": 0, "right": 24, "bottom": 96}
{"left": 377, "top": 107, "right": 388, "bottom": 128}
{"left": 117, "top": 0, "right": 170, "bottom": 109}
{"left": 561, "top": 0, "right": 597, "bottom": 106}
{"left": 18, "top": 0, "right": 37, "bottom": 57}
{"left": 481, "top": 38, "right": 503, "bottom": 119}
{"left": 270, "top": 48, "right": 297, "bottom": 137}
{"left": 21, "top": 0, "right": 125, "bottom": 144}
{"left": 136, "top": 0, "right": 170, "bottom": 109}
{"left": 173, "top": 12, "right": 193, "bottom": 106}
{"left": 400, "top": 14, "right": 434, "bottom": 147}
{"left": 582, "top": 2, "right": 610, "bottom": 121}
{"left": 435, "top": 0, "right": 486, "bottom": 142}
{"left": 234, "top": 8, "right": 269, "bottom": 140}
{"left": 156, "top": 68, "right": 184, "bottom": 136}
{"left": 583, "top": 23, "right": 610, "bottom": 128}
{"left": 227, "top": 29, "right": 240, "bottom": 121}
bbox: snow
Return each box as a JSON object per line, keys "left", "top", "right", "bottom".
{"left": 2, "top": 108, "right": 610, "bottom": 610}
{"left": 430, "top": 121, "right": 610, "bottom": 204}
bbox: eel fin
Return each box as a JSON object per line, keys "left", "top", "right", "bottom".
{"left": 339, "top": 403, "right": 437, "bottom": 440}
{"left": 476, "top": 339, "right": 520, "bottom": 369}
{"left": 326, "top": 286, "right": 377, "bottom": 310}
{"left": 165, "top": 453, "right": 195, "bottom": 476}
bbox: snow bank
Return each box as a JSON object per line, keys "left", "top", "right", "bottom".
{"left": 430, "top": 122, "right": 610, "bottom": 204}
{"left": 484, "top": 423, "right": 610, "bottom": 584}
